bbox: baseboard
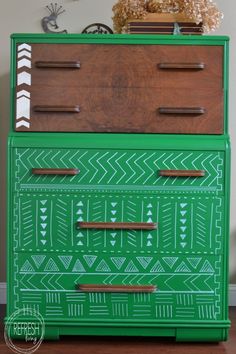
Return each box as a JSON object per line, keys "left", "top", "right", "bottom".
{"left": 0, "top": 283, "right": 6, "bottom": 304}
{"left": 229, "top": 284, "right": 236, "bottom": 306}
{"left": 0, "top": 282, "right": 236, "bottom": 305}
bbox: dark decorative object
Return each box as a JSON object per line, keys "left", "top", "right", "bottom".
{"left": 41, "top": 3, "right": 67, "bottom": 34}
{"left": 82, "top": 23, "right": 113, "bottom": 34}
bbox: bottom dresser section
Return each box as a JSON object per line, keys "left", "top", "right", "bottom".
{"left": 10, "top": 252, "right": 225, "bottom": 322}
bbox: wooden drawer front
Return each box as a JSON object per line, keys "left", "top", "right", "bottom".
{"left": 15, "top": 43, "right": 223, "bottom": 133}
{"left": 14, "top": 193, "right": 224, "bottom": 254}
{"left": 15, "top": 86, "right": 223, "bottom": 134}
{"left": 13, "top": 148, "right": 224, "bottom": 193}
{"left": 19, "top": 44, "right": 223, "bottom": 89}
{"left": 13, "top": 252, "right": 223, "bottom": 321}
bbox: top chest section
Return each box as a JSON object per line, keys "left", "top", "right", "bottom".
{"left": 14, "top": 39, "right": 226, "bottom": 134}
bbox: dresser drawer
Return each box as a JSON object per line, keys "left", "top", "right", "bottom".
{"left": 18, "top": 44, "right": 223, "bottom": 89}
{"left": 15, "top": 43, "right": 224, "bottom": 133}
{"left": 13, "top": 252, "right": 223, "bottom": 321}
{"left": 13, "top": 193, "right": 224, "bottom": 255}
{"left": 13, "top": 148, "right": 224, "bottom": 193}
{"left": 15, "top": 86, "right": 223, "bottom": 134}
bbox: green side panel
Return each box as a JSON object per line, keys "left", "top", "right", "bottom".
{"left": 13, "top": 147, "right": 224, "bottom": 194}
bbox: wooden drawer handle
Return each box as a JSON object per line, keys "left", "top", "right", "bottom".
{"left": 32, "top": 168, "right": 80, "bottom": 175}
{"left": 77, "top": 284, "right": 157, "bottom": 293}
{"left": 34, "top": 105, "right": 80, "bottom": 113}
{"left": 78, "top": 222, "right": 157, "bottom": 230}
{"left": 158, "top": 107, "right": 205, "bottom": 115}
{"left": 159, "top": 170, "right": 205, "bottom": 177}
{"left": 35, "top": 61, "right": 81, "bottom": 69}
{"left": 158, "top": 63, "right": 205, "bottom": 70}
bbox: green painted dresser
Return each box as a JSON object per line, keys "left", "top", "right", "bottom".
{"left": 6, "top": 34, "right": 230, "bottom": 341}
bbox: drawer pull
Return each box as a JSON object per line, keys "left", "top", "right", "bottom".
{"left": 32, "top": 168, "right": 80, "bottom": 175}
{"left": 34, "top": 105, "right": 80, "bottom": 113}
{"left": 78, "top": 222, "right": 157, "bottom": 230}
{"left": 159, "top": 170, "right": 205, "bottom": 177}
{"left": 77, "top": 284, "right": 157, "bottom": 293}
{"left": 158, "top": 107, "right": 205, "bottom": 115}
{"left": 159, "top": 63, "right": 205, "bottom": 70}
{"left": 35, "top": 61, "right": 81, "bottom": 69}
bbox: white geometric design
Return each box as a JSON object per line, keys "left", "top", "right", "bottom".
{"left": 16, "top": 96, "right": 30, "bottom": 120}
{"left": 150, "top": 260, "right": 165, "bottom": 273}
{"left": 44, "top": 258, "right": 59, "bottom": 272}
{"left": 111, "top": 257, "right": 126, "bottom": 270}
{"left": 20, "top": 260, "right": 34, "bottom": 272}
{"left": 59, "top": 256, "right": 73, "bottom": 270}
{"left": 175, "top": 261, "right": 191, "bottom": 273}
{"left": 18, "top": 43, "right": 32, "bottom": 52}
{"left": 17, "top": 58, "right": 31, "bottom": 69}
{"left": 40, "top": 239, "right": 47, "bottom": 245}
{"left": 31, "top": 255, "right": 46, "bottom": 268}
{"left": 180, "top": 219, "right": 187, "bottom": 224}
{"left": 17, "top": 50, "right": 32, "bottom": 59}
{"left": 83, "top": 255, "right": 97, "bottom": 268}
{"left": 180, "top": 203, "right": 188, "bottom": 208}
{"left": 200, "top": 260, "right": 215, "bottom": 273}
{"left": 180, "top": 242, "right": 187, "bottom": 248}
{"left": 16, "top": 120, "right": 30, "bottom": 128}
{"left": 17, "top": 90, "right": 30, "bottom": 98}
{"left": 163, "top": 257, "right": 178, "bottom": 269}
{"left": 17, "top": 71, "right": 31, "bottom": 86}
{"left": 136, "top": 257, "right": 153, "bottom": 269}
{"left": 72, "top": 259, "right": 86, "bottom": 272}
{"left": 124, "top": 261, "right": 139, "bottom": 273}
{"left": 96, "top": 260, "right": 111, "bottom": 272}
{"left": 187, "top": 257, "right": 202, "bottom": 269}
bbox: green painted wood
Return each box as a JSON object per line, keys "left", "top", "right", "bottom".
{"left": 7, "top": 34, "right": 231, "bottom": 341}
{"left": 13, "top": 192, "right": 224, "bottom": 254}
{"left": 12, "top": 147, "right": 224, "bottom": 193}
{"left": 10, "top": 34, "right": 230, "bottom": 134}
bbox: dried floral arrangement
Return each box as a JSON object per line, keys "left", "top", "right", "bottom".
{"left": 112, "top": 0, "right": 223, "bottom": 33}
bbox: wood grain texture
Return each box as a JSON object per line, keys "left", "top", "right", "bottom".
{"left": 16, "top": 85, "right": 223, "bottom": 133}
{"left": 78, "top": 222, "right": 157, "bottom": 230}
{"left": 159, "top": 170, "right": 205, "bottom": 177}
{"left": 77, "top": 284, "right": 157, "bottom": 293}
{"left": 32, "top": 168, "right": 80, "bottom": 175}
{"left": 29, "top": 44, "right": 223, "bottom": 89}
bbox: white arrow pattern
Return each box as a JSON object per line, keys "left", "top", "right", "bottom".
{"left": 17, "top": 58, "right": 31, "bottom": 69}
{"left": 16, "top": 43, "right": 31, "bottom": 129}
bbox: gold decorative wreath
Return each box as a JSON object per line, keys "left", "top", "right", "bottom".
{"left": 112, "top": 0, "right": 223, "bottom": 33}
